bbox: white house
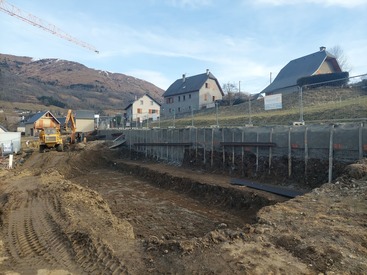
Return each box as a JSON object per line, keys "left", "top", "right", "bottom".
{"left": 124, "top": 94, "right": 161, "bottom": 127}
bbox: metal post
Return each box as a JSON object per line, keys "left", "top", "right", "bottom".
{"left": 248, "top": 94, "right": 252, "bottom": 125}
{"left": 328, "top": 125, "right": 334, "bottom": 183}
{"left": 299, "top": 86, "right": 304, "bottom": 122}
{"left": 173, "top": 109, "right": 176, "bottom": 128}
{"left": 304, "top": 127, "right": 308, "bottom": 177}
{"left": 191, "top": 106, "right": 194, "bottom": 127}
{"left": 269, "top": 128, "right": 273, "bottom": 174}
{"left": 359, "top": 123, "right": 363, "bottom": 160}
{"left": 288, "top": 127, "right": 292, "bottom": 177}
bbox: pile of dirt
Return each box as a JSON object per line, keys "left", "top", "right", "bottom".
{"left": 0, "top": 141, "right": 366, "bottom": 274}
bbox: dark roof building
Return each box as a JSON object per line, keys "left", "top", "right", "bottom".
{"left": 161, "top": 70, "right": 224, "bottom": 116}
{"left": 261, "top": 47, "right": 342, "bottom": 95}
{"left": 163, "top": 71, "right": 224, "bottom": 97}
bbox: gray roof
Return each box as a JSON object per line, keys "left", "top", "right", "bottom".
{"left": 75, "top": 110, "right": 95, "bottom": 119}
{"left": 124, "top": 93, "right": 161, "bottom": 110}
{"left": 26, "top": 111, "right": 60, "bottom": 125}
{"left": 163, "top": 72, "right": 224, "bottom": 97}
{"left": 0, "top": 125, "right": 7, "bottom": 132}
{"left": 261, "top": 49, "right": 342, "bottom": 95}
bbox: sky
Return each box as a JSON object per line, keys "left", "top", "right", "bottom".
{"left": 1, "top": 0, "right": 366, "bottom": 94}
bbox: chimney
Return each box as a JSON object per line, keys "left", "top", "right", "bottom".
{"left": 206, "top": 69, "right": 210, "bottom": 75}
{"left": 182, "top": 74, "right": 186, "bottom": 82}
{"left": 320, "top": 46, "right": 326, "bottom": 51}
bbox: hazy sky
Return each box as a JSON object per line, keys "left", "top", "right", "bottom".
{"left": 1, "top": 0, "right": 366, "bottom": 93}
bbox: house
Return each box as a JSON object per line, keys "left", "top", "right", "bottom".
{"left": 25, "top": 111, "right": 61, "bottom": 136}
{"left": 75, "top": 110, "right": 95, "bottom": 133}
{"left": 261, "top": 47, "right": 343, "bottom": 95}
{"left": 124, "top": 94, "right": 161, "bottom": 127}
{"left": 161, "top": 69, "right": 224, "bottom": 117}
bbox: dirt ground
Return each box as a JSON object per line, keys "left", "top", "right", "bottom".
{"left": 0, "top": 141, "right": 366, "bottom": 274}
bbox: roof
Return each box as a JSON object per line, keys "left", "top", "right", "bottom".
{"left": 25, "top": 111, "right": 60, "bottom": 125}
{"left": 0, "top": 125, "right": 7, "bottom": 132}
{"left": 163, "top": 72, "right": 224, "bottom": 97}
{"left": 124, "top": 94, "right": 161, "bottom": 110}
{"left": 261, "top": 49, "right": 342, "bottom": 95}
{"left": 75, "top": 110, "right": 95, "bottom": 119}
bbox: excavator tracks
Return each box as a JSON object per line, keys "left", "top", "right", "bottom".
{"left": 0, "top": 177, "right": 128, "bottom": 274}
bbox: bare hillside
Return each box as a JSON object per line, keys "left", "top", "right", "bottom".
{"left": 0, "top": 53, "right": 164, "bottom": 114}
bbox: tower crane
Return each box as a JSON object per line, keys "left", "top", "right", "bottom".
{"left": 0, "top": 0, "right": 99, "bottom": 53}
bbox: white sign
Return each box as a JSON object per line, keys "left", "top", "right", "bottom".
{"left": 264, "top": 94, "right": 282, "bottom": 110}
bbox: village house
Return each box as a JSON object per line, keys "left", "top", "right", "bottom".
{"left": 261, "top": 47, "right": 343, "bottom": 95}
{"left": 25, "top": 111, "right": 61, "bottom": 136}
{"left": 124, "top": 94, "right": 161, "bottom": 127}
{"left": 161, "top": 69, "right": 224, "bottom": 117}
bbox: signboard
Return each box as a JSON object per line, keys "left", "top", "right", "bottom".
{"left": 264, "top": 94, "right": 282, "bottom": 110}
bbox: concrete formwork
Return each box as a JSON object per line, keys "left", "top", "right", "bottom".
{"left": 123, "top": 123, "right": 367, "bottom": 187}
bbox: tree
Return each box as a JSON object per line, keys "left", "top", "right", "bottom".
{"left": 328, "top": 45, "right": 351, "bottom": 72}
{"left": 222, "top": 82, "right": 238, "bottom": 106}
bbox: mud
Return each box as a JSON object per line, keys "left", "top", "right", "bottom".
{"left": 0, "top": 141, "right": 366, "bottom": 274}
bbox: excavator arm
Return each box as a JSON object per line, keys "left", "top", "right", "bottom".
{"left": 64, "top": 109, "right": 77, "bottom": 144}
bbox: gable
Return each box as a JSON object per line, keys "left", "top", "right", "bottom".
{"left": 163, "top": 72, "right": 224, "bottom": 97}
{"left": 261, "top": 48, "right": 342, "bottom": 95}
{"left": 31, "top": 111, "right": 61, "bottom": 129}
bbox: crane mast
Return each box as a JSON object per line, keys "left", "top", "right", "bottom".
{"left": 0, "top": 0, "right": 99, "bottom": 53}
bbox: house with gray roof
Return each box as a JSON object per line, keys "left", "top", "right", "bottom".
{"left": 261, "top": 47, "right": 342, "bottom": 95}
{"left": 25, "top": 111, "right": 60, "bottom": 136}
{"left": 161, "top": 69, "right": 224, "bottom": 117}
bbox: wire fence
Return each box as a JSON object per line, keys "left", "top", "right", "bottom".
{"left": 150, "top": 73, "right": 367, "bottom": 128}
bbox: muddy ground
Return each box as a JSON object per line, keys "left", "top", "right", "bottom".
{"left": 0, "top": 141, "right": 366, "bottom": 274}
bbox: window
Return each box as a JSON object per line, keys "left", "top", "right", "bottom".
{"left": 183, "top": 95, "right": 186, "bottom": 101}
{"left": 212, "top": 96, "right": 215, "bottom": 102}
{"left": 205, "top": 83, "right": 209, "bottom": 88}
{"left": 204, "top": 94, "right": 208, "bottom": 101}
{"left": 178, "top": 96, "right": 181, "bottom": 102}
{"left": 178, "top": 107, "right": 181, "bottom": 112}
{"left": 150, "top": 100, "right": 154, "bottom": 105}
{"left": 140, "top": 100, "right": 143, "bottom": 105}
{"left": 189, "top": 94, "right": 191, "bottom": 99}
{"left": 137, "top": 108, "right": 142, "bottom": 114}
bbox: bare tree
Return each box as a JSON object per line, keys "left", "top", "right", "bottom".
{"left": 328, "top": 45, "right": 352, "bottom": 72}
{"left": 222, "top": 82, "right": 238, "bottom": 106}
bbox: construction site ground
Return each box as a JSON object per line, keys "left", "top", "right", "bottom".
{"left": 0, "top": 141, "right": 366, "bottom": 274}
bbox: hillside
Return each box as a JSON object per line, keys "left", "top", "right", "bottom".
{"left": 0, "top": 53, "right": 164, "bottom": 114}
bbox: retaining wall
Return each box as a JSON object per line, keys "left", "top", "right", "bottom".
{"left": 119, "top": 123, "right": 367, "bottom": 188}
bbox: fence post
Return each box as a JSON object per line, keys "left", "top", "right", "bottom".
{"left": 328, "top": 125, "right": 335, "bottom": 183}
{"left": 288, "top": 127, "right": 292, "bottom": 177}
{"left": 304, "top": 127, "right": 309, "bottom": 177}
{"left": 268, "top": 128, "right": 273, "bottom": 174}
{"left": 359, "top": 123, "right": 363, "bottom": 160}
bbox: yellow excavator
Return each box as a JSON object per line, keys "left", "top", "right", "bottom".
{"left": 64, "top": 109, "right": 77, "bottom": 144}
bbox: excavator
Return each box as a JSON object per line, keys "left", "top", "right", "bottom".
{"left": 63, "top": 109, "right": 77, "bottom": 145}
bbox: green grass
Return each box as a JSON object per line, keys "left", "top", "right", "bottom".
{"left": 152, "top": 87, "right": 367, "bottom": 128}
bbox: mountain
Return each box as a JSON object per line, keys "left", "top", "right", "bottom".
{"left": 0, "top": 53, "right": 164, "bottom": 115}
